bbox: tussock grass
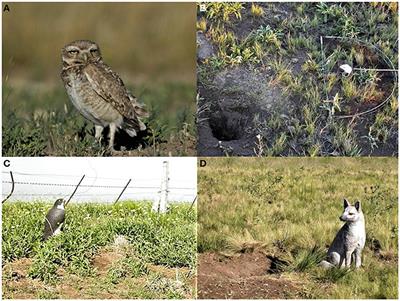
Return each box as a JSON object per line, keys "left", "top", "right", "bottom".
{"left": 315, "top": 266, "right": 351, "bottom": 283}
{"left": 288, "top": 245, "right": 326, "bottom": 272}
{"left": 198, "top": 157, "right": 398, "bottom": 298}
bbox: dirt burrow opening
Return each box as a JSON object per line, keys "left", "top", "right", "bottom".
{"left": 198, "top": 66, "right": 286, "bottom": 155}
{"left": 208, "top": 95, "right": 254, "bottom": 142}
{"left": 197, "top": 251, "right": 299, "bottom": 299}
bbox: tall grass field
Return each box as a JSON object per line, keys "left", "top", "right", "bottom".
{"left": 198, "top": 157, "right": 397, "bottom": 298}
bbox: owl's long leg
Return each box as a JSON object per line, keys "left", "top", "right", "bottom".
{"left": 95, "top": 125, "right": 104, "bottom": 143}
{"left": 108, "top": 123, "right": 117, "bottom": 151}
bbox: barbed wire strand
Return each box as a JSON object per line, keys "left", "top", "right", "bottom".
{"left": 2, "top": 181, "right": 195, "bottom": 190}
{"left": 2, "top": 170, "right": 196, "bottom": 205}
{"left": 1, "top": 171, "right": 195, "bottom": 184}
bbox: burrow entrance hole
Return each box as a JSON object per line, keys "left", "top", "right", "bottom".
{"left": 208, "top": 110, "right": 252, "bottom": 141}
{"left": 207, "top": 93, "right": 259, "bottom": 142}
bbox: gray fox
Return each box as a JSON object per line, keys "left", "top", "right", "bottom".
{"left": 320, "top": 199, "right": 366, "bottom": 269}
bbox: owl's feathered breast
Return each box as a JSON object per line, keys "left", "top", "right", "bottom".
{"left": 61, "top": 65, "right": 122, "bottom": 126}
{"left": 61, "top": 62, "right": 148, "bottom": 129}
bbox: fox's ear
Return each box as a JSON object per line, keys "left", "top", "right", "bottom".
{"left": 355, "top": 201, "right": 361, "bottom": 211}
{"left": 343, "top": 198, "right": 350, "bottom": 208}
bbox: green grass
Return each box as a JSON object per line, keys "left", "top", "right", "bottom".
{"left": 198, "top": 157, "right": 398, "bottom": 298}
{"left": 197, "top": 2, "right": 398, "bottom": 156}
{"left": 2, "top": 81, "right": 196, "bottom": 156}
{"left": 2, "top": 201, "right": 196, "bottom": 299}
{"left": 107, "top": 256, "right": 149, "bottom": 284}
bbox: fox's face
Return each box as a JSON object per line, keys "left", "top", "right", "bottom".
{"left": 340, "top": 199, "right": 362, "bottom": 222}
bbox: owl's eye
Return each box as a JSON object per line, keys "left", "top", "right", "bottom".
{"left": 90, "top": 49, "right": 98, "bottom": 53}
{"left": 68, "top": 50, "right": 79, "bottom": 54}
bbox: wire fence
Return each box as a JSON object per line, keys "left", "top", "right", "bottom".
{"left": 2, "top": 170, "right": 197, "bottom": 204}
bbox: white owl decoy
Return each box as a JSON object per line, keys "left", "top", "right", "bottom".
{"left": 61, "top": 40, "right": 149, "bottom": 151}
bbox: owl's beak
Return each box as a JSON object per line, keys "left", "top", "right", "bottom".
{"left": 83, "top": 52, "right": 89, "bottom": 62}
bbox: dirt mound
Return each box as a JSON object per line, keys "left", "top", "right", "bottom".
{"left": 5, "top": 258, "right": 32, "bottom": 280}
{"left": 197, "top": 252, "right": 299, "bottom": 299}
{"left": 199, "top": 252, "right": 271, "bottom": 278}
{"left": 2, "top": 258, "right": 48, "bottom": 299}
{"left": 92, "top": 249, "right": 125, "bottom": 275}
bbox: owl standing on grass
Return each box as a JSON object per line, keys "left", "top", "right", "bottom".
{"left": 61, "top": 40, "right": 149, "bottom": 151}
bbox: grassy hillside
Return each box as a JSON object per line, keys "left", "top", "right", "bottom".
{"left": 198, "top": 157, "right": 397, "bottom": 298}
{"left": 2, "top": 201, "right": 196, "bottom": 299}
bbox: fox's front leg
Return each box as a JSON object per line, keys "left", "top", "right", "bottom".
{"left": 354, "top": 248, "right": 362, "bottom": 268}
{"left": 345, "top": 250, "right": 353, "bottom": 267}
{"left": 338, "top": 253, "right": 345, "bottom": 268}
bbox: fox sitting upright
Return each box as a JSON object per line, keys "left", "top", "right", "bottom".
{"left": 320, "top": 199, "right": 366, "bottom": 269}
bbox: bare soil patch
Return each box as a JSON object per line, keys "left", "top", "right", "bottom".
{"left": 198, "top": 66, "right": 286, "bottom": 156}
{"left": 3, "top": 246, "right": 194, "bottom": 299}
{"left": 197, "top": 252, "right": 301, "bottom": 299}
{"left": 92, "top": 249, "right": 125, "bottom": 275}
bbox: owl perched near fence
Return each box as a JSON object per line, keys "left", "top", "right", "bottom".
{"left": 61, "top": 40, "right": 149, "bottom": 150}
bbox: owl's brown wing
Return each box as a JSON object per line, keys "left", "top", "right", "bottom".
{"left": 83, "top": 62, "right": 149, "bottom": 120}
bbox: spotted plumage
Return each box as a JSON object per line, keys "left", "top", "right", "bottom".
{"left": 61, "top": 40, "right": 148, "bottom": 150}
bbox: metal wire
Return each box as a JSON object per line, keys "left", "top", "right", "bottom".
{"left": 2, "top": 171, "right": 14, "bottom": 203}
{"left": 2, "top": 180, "right": 195, "bottom": 191}
{"left": 321, "top": 35, "right": 398, "bottom": 119}
{"left": 8, "top": 192, "right": 162, "bottom": 197}
{"left": 1, "top": 171, "right": 164, "bottom": 182}
{"left": 2, "top": 170, "right": 196, "bottom": 204}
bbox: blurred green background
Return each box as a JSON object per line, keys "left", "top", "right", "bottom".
{"left": 2, "top": 3, "right": 197, "bottom": 156}
{"left": 3, "top": 2, "right": 195, "bottom": 83}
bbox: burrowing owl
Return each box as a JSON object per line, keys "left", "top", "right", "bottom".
{"left": 61, "top": 40, "right": 148, "bottom": 150}
{"left": 43, "top": 199, "right": 65, "bottom": 241}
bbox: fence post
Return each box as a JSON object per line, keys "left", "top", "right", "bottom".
{"left": 2, "top": 171, "right": 14, "bottom": 204}
{"left": 152, "top": 161, "right": 169, "bottom": 213}
{"left": 160, "top": 161, "right": 169, "bottom": 213}
{"left": 190, "top": 196, "right": 197, "bottom": 210}
{"left": 65, "top": 175, "right": 85, "bottom": 206}
{"left": 114, "top": 179, "right": 131, "bottom": 205}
